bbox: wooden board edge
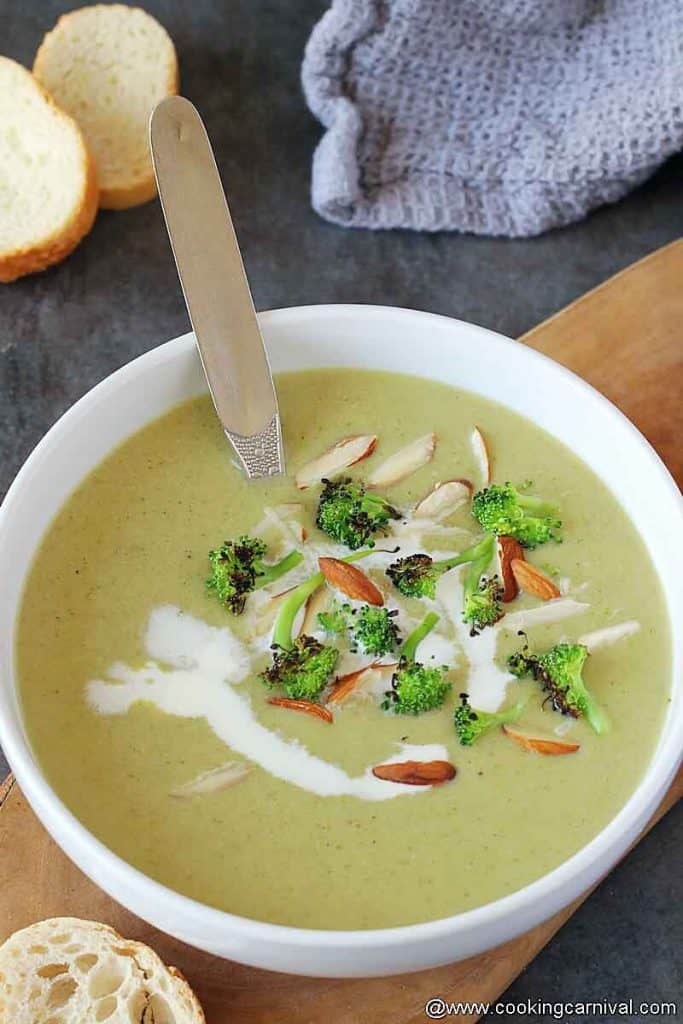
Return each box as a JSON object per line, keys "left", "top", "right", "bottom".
{"left": 520, "top": 237, "right": 683, "bottom": 345}
{"left": 0, "top": 773, "right": 15, "bottom": 809}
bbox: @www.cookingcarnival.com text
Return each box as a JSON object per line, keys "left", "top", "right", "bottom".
{"left": 424, "top": 997, "right": 678, "bottom": 1019}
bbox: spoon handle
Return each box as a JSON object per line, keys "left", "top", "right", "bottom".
{"left": 150, "top": 96, "right": 284, "bottom": 478}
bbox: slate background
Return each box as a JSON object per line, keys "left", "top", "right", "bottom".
{"left": 0, "top": 2, "right": 681, "bottom": 1019}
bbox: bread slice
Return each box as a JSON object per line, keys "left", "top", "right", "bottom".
{"left": 0, "top": 58, "right": 98, "bottom": 284}
{"left": 34, "top": 5, "right": 179, "bottom": 209}
{"left": 0, "top": 917, "right": 206, "bottom": 1023}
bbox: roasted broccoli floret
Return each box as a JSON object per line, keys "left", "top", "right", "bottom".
{"left": 354, "top": 605, "right": 401, "bottom": 656}
{"left": 462, "top": 564, "right": 503, "bottom": 635}
{"left": 261, "top": 635, "right": 339, "bottom": 700}
{"left": 318, "top": 602, "right": 401, "bottom": 656}
{"left": 471, "top": 483, "right": 562, "bottom": 548}
{"left": 382, "top": 612, "right": 451, "bottom": 714}
{"left": 508, "top": 641, "right": 608, "bottom": 734}
{"left": 317, "top": 601, "right": 352, "bottom": 637}
{"left": 387, "top": 534, "right": 495, "bottom": 599}
{"left": 207, "top": 536, "right": 303, "bottom": 614}
{"left": 316, "top": 477, "right": 400, "bottom": 550}
{"left": 453, "top": 692, "right": 527, "bottom": 745}
{"left": 261, "top": 550, "right": 372, "bottom": 700}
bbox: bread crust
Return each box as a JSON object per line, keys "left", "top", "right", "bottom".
{"left": 34, "top": 5, "right": 179, "bottom": 211}
{"left": 0, "top": 64, "right": 98, "bottom": 285}
{"left": 0, "top": 916, "right": 206, "bottom": 1022}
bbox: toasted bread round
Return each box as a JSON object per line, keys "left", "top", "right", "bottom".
{"left": 34, "top": 4, "right": 179, "bottom": 209}
{"left": 0, "top": 58, "right": 98, "bottom": 284}
{"left": 0, "top": 917, "right": 205, "bottom": 1023}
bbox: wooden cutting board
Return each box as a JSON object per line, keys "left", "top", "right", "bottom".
{"left": 1, "top": 240, "right": 682, "bottom": 1022}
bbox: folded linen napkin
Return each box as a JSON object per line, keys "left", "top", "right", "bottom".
{"left": 302, "top": 0, "right": 683, "bottom": 236}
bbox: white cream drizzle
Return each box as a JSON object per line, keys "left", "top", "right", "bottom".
{"left": 87, "top": 606, "right": 447, "bottom": 802}
{"left": 86, "top": 509, "right": 628, "bottom": 799}
{"left": 436, "top": 568, "right": 515, "bottom": 711}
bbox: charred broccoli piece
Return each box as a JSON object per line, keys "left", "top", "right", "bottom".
{"left": 462, "top": 561, "right": 503, "bottom": 635}
{"left": 387, "top": 534, "right": 495, "bottom": 600}
{"left": 318, "top": 602, "right": 401, "bottom": 657}
{"left": 207, "top": 536, "right": 303, "bottom": 614}
{"left": 471, "top": 483, "right": 562, "bottom": 548}
{"left": 382, "top": 612, "right": 451, "bottom": 714}
{"left": 260, "top": 550, "right": 372, "bottom": 700}
{"left": 261, "top": 635, "right": 339, "bottom": 700}
{"left": 453, "top": 692, "right": 527, "bottom": 745}
{"left": 354, "top": 605, "right": 401, "bottom": 656}
{"left": 316, "top": 477, "right": 400, "bottom": 550}
{"left": 508, "top": 641, "right": 608, "bottom": 734}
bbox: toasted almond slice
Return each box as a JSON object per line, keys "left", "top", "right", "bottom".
{"left": 470, "top": 426, "right": 491, "bottom": 485}
{"left": 497, "top": 535, "right": 525, "bottom": 602}
{"left": 300, "top": 585, "right": 331, "bottom": 636}
{"left": 510, "top": 559, "right": 561, "bottom": 600}
{"left": 501, "top": 597, "right": 590, "bottom": 631}
{"left": 267, "top": 697, "right": 333, "bottom": 723}
{"left": 328, "top": 662, "right": 395, "bottom": 704}
{"left": 250, "top": 586, "right": 296, "bottom": 637}
{"left": 372, "top": 760, "right": 456, "bottom": 786}
{"left": 270, "top": 502, "right": 306, "bottom": 543}
{"left": 295, "top": 435, "right": 377, "bottom": 490}
{"left": 414, "top": 478, "right": 473, "bottom": 520}
{"left": 502, "top": 725, "right": 579, "bottom": 755}
{"left": 170, "top": 761, "right": 251, "bottom": 798}
{"left": 367, "top": 433, "right": 436, "bottom": 489}
{"left": 319, "top": 557, "right": 384, "bottom": 605}
{"left": 578, "top": 620, "right": 641, "bottom": 652}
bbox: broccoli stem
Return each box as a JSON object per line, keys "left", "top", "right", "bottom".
{"left": 272, "top": 549, "right": 374, "bottom": 650}
{"left": 583, "top": 691, "right": 610, "bottom": 735}
{"left": 516, "top": 494, "right": 559, "bottom": 516}
{"left": 462, "top": 535, "right": 496, "bottom": 600}
{"left": 436, "top": 534, "right": 494, "bottom": 575}
{"left": 257, "top": 549, "right": 304, "bottom": 589}
{"left": 402, "top": 611, "right": 440, "bottom": 661}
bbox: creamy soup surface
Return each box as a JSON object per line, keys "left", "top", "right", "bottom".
{"left": 17, "top": 369, "right": 671, "bottom": 929}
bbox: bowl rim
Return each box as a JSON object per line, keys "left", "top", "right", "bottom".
{"left": 1, "top": 302, "right": 681, "bottom": 954}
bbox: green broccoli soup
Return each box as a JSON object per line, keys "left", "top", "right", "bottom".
{"left": 17, "top": 368, "right": 671, "bottom": 930}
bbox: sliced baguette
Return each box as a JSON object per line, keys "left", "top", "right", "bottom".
{"left": 34, "top": 4, "right": 179, "bottom": 209}
{"left": 0, "top": 917, "right": 205, "bottom": 1023}
{"left": 0, "top": 58, "right": 97, "bottom": 283}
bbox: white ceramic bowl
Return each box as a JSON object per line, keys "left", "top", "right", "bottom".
{"left": 0, "top": 306, "right": 681, "bottom": 977}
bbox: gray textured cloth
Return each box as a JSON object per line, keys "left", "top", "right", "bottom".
{"left": 302, "top": 0, "right": 683, "bottom": 237}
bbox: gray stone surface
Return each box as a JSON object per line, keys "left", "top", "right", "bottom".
{"left": 0, "top": 2, "right": 680, "bottom": 1017}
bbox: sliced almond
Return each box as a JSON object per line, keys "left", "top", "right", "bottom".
{"left": 328, "top": 662, "right": 395, "bottom": 704}
{"left": 372, "top": 760, "right": 456, "bottom": 786}
{"left": 414, "top": 478, "right": 473, "bottom": 520}
{"left": 470, "top": 426, "right": 491, "bottom": 485}
{"left": 251, "top": 586, "right": 296, "bottom": 637}
{"left": 267, "top": 697, "right": 333, "bottom": 723}
{"left": 253, "top": 503, "right": 306, "bottom": 547}
{"left": 367, "top": 433, "right": 436, "bottom": 489}
{"left": 510, "top": 559, "right": 561, "bottom": 601}
{"left": 319, "top": 557, "right": 384, "bottom": 605}
{"left": 170, "top": 761, "right": 251, "bottom": 798}
{"left": 497, "top": 535, "right": 525, "bottom": 602}
{"left": 502, "top": 725, "right": 579, "bottom": 755}
{"left": 300, "top": 585, "right": 331, "bottom": 636}
{"left": 295, "top": 435, "right": 377, "bottom": 490}
{"left": 501, "top": 597, "right": 590, "bottom": 631}
{"left": 578, "top": 620, "right": 641, "bottom": 652}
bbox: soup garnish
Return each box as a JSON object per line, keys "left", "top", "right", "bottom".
{"left": 453, "top": 691, "right": 528, "bottom": 746}
{"left": 18, "top": 369, "right": 668, "bottom": 929}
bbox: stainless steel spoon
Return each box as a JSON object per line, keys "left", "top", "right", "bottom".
{"left": 149, "top": 96, "right": 284, "bottom": 478}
